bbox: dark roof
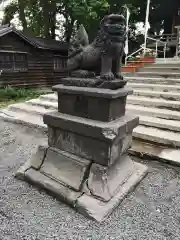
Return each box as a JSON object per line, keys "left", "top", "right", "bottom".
{"left": 0, "top": 25, "right": 68, "bottom": 51}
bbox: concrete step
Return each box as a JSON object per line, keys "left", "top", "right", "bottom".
{"left": 130, "top": 140, "right": 180, "bottom": 167}
{"left": 27, "top": 98, "right": 58, "bottom": 109}
{"left": 124, "top": 72, "right": 180, "bottom": 78}
{"left": 155, "top": 58, "right": 180, "bottom": 63}
{"left": 39, "top": 94, "right": 57, "bottom": 103}
{"left": 8, "top": 102, "right": 53, "bottom": 116}
{"left": 0, "top": 109, "right": 47, "bottom": 131}
{"left": 125, "top": 76, "right": 180, "bottom": 85}
{"left": 127, "top": 95, "right": 180, "bottom": 110}
{"left": 138, "top": 67, "right": 180, "bottom": 73}
{"left": 127, "top": 104, "right": 180, "bottom": 120}
{"left": 152, "top": 63, "right": 180, "bottom": 68}
{"left": 7, "top": 102, "right": 180, "bottom": 132}
{"left": 133, "top": 125, "right": 180, "bottom": 147}
{"left": 128, "top": 83, "right": 180, "bottom": 92}
{"left": 139, "top": 115, "right": 180, "bottom": 132}
{"left": 133, "top": 89, "right": 180, "bottom": 101}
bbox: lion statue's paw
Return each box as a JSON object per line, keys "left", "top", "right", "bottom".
{"left": 100, "top": 72, "right": 115, "bottom": 81}
{"left": 114, "top": 72, "right": 124, "bottom": 80}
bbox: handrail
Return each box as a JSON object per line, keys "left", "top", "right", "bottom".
{"left": 125, "top": 36, "right": 168, "bottom": 65}
{"left": 125, "top": 47, "right": 144, "bottom": 65}
{"left": 147, "top": 36, "right": 165, "bottom": 45}
{"left": 146, "top": 36, "right": 167, "bottom": 60}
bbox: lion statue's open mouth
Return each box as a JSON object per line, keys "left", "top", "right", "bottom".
{"left": 101, "top": 14, "right": 126, "bottom": 37}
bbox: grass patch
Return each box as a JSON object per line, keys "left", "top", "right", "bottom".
{"left": 0, "top": 86, "right": 48, "bottom": 108}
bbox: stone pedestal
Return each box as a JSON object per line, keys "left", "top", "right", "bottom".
{"left": 16, "top": 79, "right": 148, "bottom": 222}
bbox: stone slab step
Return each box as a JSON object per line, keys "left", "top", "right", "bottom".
{"left": 128, "top": 83, "right": 180, "bottom": 92}
{"left": 8, "top": 102, "right": 53, "bottom": 116}
{"left": 125, "top": 76, "right": 180, "bottom": 85}
{"left": 5, "top": 101, "right": 180, "bottom": 133}
{"left": 130, "top": 140, "right": 180, "bottom": 167}
{"left": 133, "top": 89, "right": 180, "bottom": 101}
{"left": 0, "top": 109, "right": 46, "bottom": 131}
{"left": 155, "top": 58, "right": 180, "bottom": 63}
{"left": 138, "top": 67, "right": 180, "bottom": 73}
{"left": 133, "top": 125, "right": 180, "bottom": 147}
{"left": 139, "top": 115, "right": 180, "bottom": 132}
{"left": 127, "top": 95, "right": 180, "bottom": 110}
{"left": 127, "top": 104, "right": 180, "bottom": 121}
{"left": 27, "top": 98, "right": 58, "bottom": 109}
{"left": 39, "top": 94, "right": 57, "bottom": 103}
{"left": 152, "top": 63, "right": 180, "bottom": 68}
{"left": 124, "top": 72, "right": 180, "bottom": 78}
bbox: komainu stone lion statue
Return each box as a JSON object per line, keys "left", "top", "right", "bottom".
{"left": 67, "top": 14, "right": 126, "bottom": 81}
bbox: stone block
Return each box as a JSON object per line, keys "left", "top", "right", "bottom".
{"left": 44, "top": 112, "right": 138, "bottom": 166}
{"left": 16, "top": 145, "right": 47, "bottom": 180}
{"left": 83, "top": 155, "right": 135, "bottom": 202}
{"left": 39, "top": 147, "right": 91, "bottom": 191}
{"left": 52, "top": 84, "right": 132, "bottom": 121}
{"left": 77, "top": 162, "right": 148, "bottom": 222}
{"left": 25, "top": 168, "right": 81, "bottom": 206}
{"left": 59, "top": 77, "right": 127, "bottom": 90}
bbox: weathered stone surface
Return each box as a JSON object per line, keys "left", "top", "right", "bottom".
{"left": 53, "top": 84, "right": 132, "bottom": 121}
{"left": 39, "top": 147, "right": 91, "bottom": 191}
{"left": 77, "top": 162, "right": 148, "bottom": 222}
{"left": 44, "top": 112, "right": 138, "bottom": 143}
{"left": 16, "top": 145, "right": 47, "bottom": 180}
{"left": 67, "top": 14, "right": 126, "bottom": 81}
{"left": 48, "top": 127, "right": 134, "bottom": 166}
{"left": 83, "top": 155, "right": 135, "bottom": 202}
{"left": 44, "top": 112, "right": 138, "bottom": 166}
{"left": 60, "top": 77, "right": 127, "bottom": 90}
{"left": 53, "top": 85, "right": 132, "bottom": 99}
{"left": 25, "top": 168, "right": 81, "bottom": 206}
{"left": 57, "top": 93, "right": 126, "bottom": 121}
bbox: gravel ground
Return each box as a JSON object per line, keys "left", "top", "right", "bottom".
{"left": 1, "top": 120, "right": 180, "bottom": 240}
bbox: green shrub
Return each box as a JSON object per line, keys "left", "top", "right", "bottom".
{"left": 0, "top": 86, "right": 43, "bottom": 101}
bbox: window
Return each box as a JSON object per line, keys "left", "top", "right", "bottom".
{"left": 54, "top": 56, "right": 67, "bottom": 71}
{"left": 0, "top": 52, "right": 28, "bottom": 71}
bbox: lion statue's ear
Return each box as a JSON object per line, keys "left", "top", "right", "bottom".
{"left": 77, "top": 24, "right": 89, "bottom": 46}
{"left": 99, "top": 15, "right": 109, "bottom": 27}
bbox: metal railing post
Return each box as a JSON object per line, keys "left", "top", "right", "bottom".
{"left": 125, "top": 56, "right": 127, "bottom": 66}
{"left": 155, "top": 41, "right": 158, "bottom": 57}
{"left": 164, "top": 43, "right": 167, "bottom": 62}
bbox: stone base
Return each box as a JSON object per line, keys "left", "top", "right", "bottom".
{"left": 77, "top": 162, "right": 147, "bottom": 222}
{"left": 16, "top": 145, "right": 148, "bottom": 222}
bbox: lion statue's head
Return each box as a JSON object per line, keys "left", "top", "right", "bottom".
{"left": 101, "top": 14, "right": 126, "bottom": 37}
{"left": 94, "top": 14, "right": 126, "bottom": 47}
